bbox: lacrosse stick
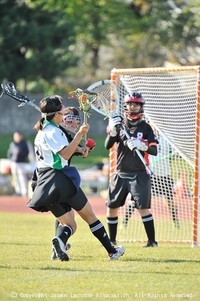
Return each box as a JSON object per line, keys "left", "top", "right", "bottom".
{"left": 1, "top": 82, "right": 41, "bottom": 111}
{"left": 85, "top": 79, "right": 153, "bottom": 175}
{"left": 69, "top": 88, "right": 97, "bottom": 149}
{"left": 0, "top": 82, "right": 77, "bottom": 135}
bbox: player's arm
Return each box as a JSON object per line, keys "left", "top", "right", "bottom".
{"left": 105, "top": 135, "right": 118, "bottom": 149}
{"left": 74, "top": 138, "right": 96, "bottom": 157}
{"left": 146, "top": 143, "right": 158, "bottom": 156}
{"left": 145, "top": 125, "right": 158, "bottom": 156}
{"left": 59, "top": 124, "right": 89, "bottom": 160}
{"left": 105, "top": 115, "right": 121, "bottom": 149}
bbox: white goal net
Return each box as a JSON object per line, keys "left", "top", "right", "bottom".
{"left": 110, "top": 66, "right": 200, "bottom": 246}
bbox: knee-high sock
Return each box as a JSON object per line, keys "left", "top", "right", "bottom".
{"left": 142, "top": 214, "right": 155, "bottom": 241}
{"left": 106, "top": 217, "right": 118, "bottom": 242}
{"left": 56, "top": 224, "right": 73, "bottom": 245}
{"left": 89, "top": 220, "right": 116, "bottom": 254}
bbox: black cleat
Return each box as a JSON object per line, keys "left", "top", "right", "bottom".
{"left": 52, "top": 237, "right": 69, "bottom": 261}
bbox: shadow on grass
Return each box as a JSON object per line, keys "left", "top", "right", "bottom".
{"left": 123, "top": 257, "right": 200, "bottom": 263}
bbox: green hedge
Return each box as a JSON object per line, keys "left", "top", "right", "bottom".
{"left": 0, "top": 134, "right": 109, "bottom": 168}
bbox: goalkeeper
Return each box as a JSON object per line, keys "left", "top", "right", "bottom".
{"left": 105, "top": 92, "right": 158, "bottom": 247}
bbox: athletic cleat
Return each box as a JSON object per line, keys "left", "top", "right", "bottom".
{"left": 52, "top": 237, "right": 69, "bottom": 261}
{"left": 109, "top": 245, "right": 125, "bottom": 260}
{"left": 51, "top": 243, "right": 71, "bottom": 260}
{"left": 143, "top": 240, "right": 158, "bottom": 247}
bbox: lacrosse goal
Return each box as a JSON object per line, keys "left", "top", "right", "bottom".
{"left": 110, "top": 66, "right": 200, "bottom": 247}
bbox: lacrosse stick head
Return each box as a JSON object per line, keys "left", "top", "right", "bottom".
{"left": 1, "top": 82, "right": 18, "bottom": 97}
{"left": 69, "top": 88, "right": 97, "bottom": 117}
{"left": 1, "top": 82, "right": 27, "bottom": 107}
{"left": 84, "top": 80, "right": 120, "bottom": 118}
{"left": 0, "top": 81, "right": 39, "bottom": 110}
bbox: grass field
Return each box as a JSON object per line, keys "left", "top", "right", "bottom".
{"left": 0, "top": 212, "right": 199, "bottom": 301}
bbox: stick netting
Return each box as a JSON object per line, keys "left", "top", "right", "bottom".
{"left": 110, "top": 66, "right": 200, "bottom": 245}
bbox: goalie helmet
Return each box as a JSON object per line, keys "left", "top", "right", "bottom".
{"left": 124, "top": 92, "right": 145, "bottom": 127}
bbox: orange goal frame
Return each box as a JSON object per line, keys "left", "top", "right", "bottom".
{"left": 110, "top": 66, "right": 200, "bottom": 247}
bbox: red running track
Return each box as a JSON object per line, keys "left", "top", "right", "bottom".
{"left": 0, "top": 195, "right": 107, "bottom": 216}
{"left": 0, "top": 195, "right": 193, "bottom": 221}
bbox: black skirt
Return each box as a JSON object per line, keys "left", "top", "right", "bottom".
{"left": 27, "top": 168, "right": 87, "bottom": 213}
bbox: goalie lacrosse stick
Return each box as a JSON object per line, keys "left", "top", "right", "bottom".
{"left": 122, "top": 125, "right": 153, "bottom": 175}
{"left": 85, "top": 79, "right": 153, "bottom": 175}
{"left": 69, "top": 88, "right": 97, "bottom": 149}
{"left": 0, "top": 82, "right": 77, "bottom": 135}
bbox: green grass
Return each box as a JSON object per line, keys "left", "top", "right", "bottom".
{"left": 0, "top": 212, "right": 200, "bottom": 301}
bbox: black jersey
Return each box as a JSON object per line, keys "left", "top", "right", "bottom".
{"left": 105, "top": 120, "right": 158, "bottom": 175}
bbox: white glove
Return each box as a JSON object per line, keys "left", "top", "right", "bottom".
{"left": 127, "top": 138, "right": 148, "bottom": 152}
{"left": 108, "top": 116, "right": 122, "bottom": 137}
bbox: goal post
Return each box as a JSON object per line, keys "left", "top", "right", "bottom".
{"left": 110, "top": 66, "right": 200, "bottom": 247}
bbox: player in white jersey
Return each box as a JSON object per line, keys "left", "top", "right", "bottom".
{"left": 31, "top": 106, "right": 92, "bottom": 260}
{"left": 28, "top": 95, "right": 125, "bottom": 261}
{"left": 50, "top": 106, "right": 95, "bottom": 260}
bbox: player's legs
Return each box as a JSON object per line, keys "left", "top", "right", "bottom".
{"left": 16, "top": 163, "right": 28, "bottom": 196}
{"left": 164, "top": 176, "right": 180, "bottom": 228}
{"left": 132, "top": 174, "right": 157, "bottom": 247}
{"left": 49, "top": 201, "right": 77, "bottom": 261}
{"left": 137, "top": 208, "right": 157, "bottom": 246}
{"left": 72, "top": 188, "right": 124, "bottom": 258}
{"left": 51, "top": 210, "right": 76, "bottom": 260}
{"left": 106, "top": 207, "right": 119, "bottom": 245}
{"left": 106, "top": 175, "right": 128, "bottom": 245}
{"left": 153, "top": 175, "right": 179, "bottom": 228}
{"left": 10, "top": 162, "right": 21, "bottom": 195}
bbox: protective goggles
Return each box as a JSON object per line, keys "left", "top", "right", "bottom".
{"left": 63, "top": 114, "right": 81, "bottom": 126}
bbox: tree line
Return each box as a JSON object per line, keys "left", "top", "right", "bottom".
{"left": 0, "top": 0, "right": 199, "bottom": 93}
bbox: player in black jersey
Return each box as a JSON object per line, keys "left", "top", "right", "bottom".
{"left": 105, "top": 92, "right": 159, "bottom": 247}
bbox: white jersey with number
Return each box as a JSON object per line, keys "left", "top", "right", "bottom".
{"left": 34, "top": 121, "right": 69, "bottom": 169}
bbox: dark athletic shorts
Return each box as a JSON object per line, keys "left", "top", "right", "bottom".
{"left": 27, "top": 168, "right": 87, "bottom": 217}
{"left": 106, "top": 172, "right": 151, "bottom": 210}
